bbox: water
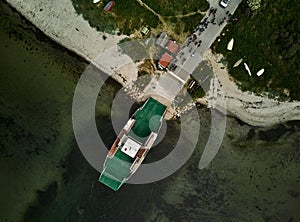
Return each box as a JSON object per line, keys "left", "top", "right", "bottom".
{"left": 0, "top": 2, "right": 299, "bottom": 221}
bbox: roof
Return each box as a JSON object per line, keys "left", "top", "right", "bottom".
{"left": 156, "top": 32, "right": 167, "bottom": 46}
{"left": 166, "top": 40, "right": 179, "bottom": 54}
{"left": 121, "top": 137, "right": 141, "bottom": 158}
{"left": 141, "top": 27, "right": 150, "bottom": 35}
{"left": 158, "top": 52, "right": 173, "bottom": 69}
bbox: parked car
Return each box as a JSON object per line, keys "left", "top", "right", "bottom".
{"left": 220, "top": 0, "right": 230, "bottom": 7}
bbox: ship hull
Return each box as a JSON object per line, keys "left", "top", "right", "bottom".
{"left": 99, "top": 97, "right": 166, "bottom": 190}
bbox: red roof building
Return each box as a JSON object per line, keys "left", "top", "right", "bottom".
{"left": 165, "top": 40, "right": 179, "bottom": 54}
{"left": 158, "top": 53, "right": 173, "bottom": 69}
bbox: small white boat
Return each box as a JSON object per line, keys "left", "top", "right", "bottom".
{"left": 227, "top": 38, "right": 234, "bottom": 51}
{"left": 256, "top": 68, "right": 265, "bottom": 76}
{"left": 233, "top": 58, "right": 243, "bottom": 68}
{"left": 244, "top": 63, "right": 252, "bottom": 76}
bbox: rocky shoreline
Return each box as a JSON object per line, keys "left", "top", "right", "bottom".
{"left": 5, "top": 0, "right": 300, "bottom": 127}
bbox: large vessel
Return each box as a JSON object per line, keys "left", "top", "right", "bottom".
{"left": 99, "top": 97, "right": 167, "bottom": 190}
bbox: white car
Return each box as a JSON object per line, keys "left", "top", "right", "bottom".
{"left": 220, "top": 0, "right": 231, "bottom": 7}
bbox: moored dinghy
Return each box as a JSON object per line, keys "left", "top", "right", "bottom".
{"left": 103, "top": 0, "right": 115, "bottom": 12}
{"left": 256, "top": 68, "right": 265, "bottom": 76}
{"left": 227, "top": 38, "right": 234, "bottom": 50}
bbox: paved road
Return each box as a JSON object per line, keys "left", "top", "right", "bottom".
{"left": 174, "top": 0, "right": 242, "bottom": 79}
{"left": 154, "top": 0, "right": 242, "bottom": 102}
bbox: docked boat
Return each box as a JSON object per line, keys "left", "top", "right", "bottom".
{"left": 103, "top": 0, "right": 115, "bottom": 12}
{"left": 99, "top": 97, "right": 167, "bottom": 190}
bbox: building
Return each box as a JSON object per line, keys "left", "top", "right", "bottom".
{"left": 155, "top": 32, "right": 169, "bottom": 48}
{"left": 158, "top": 52, "right": 173, "bottom": 69}
{"left": 166, "top": 40, "right": 179, "bottom": 54}
{"left": 141, "top": 26, "right": 150, "bottom": 36}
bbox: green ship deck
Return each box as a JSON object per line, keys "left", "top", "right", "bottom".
{"left": 99, "top": 97, "right": 166, "bottom": 191}
{"left": 128, "top": 97, "right": 166, "bottom": 143}
{"left": 99, "top": 148, "right": 133, "bottom": 191}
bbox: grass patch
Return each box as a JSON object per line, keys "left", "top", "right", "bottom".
{"left": 213, "top": 0, "right": 300, "bottom": 100}
{"left": 165, "top": 13, "right": 204, "bottom": 36}
{"left": 138, "top": 59, "right": 155, "bottom": 76}
{"left": 71, "top": 0, "right": 208, "bottom": 39}
{"left": 71, "top": 0, "right": 159, "bottom": 35}
{"left": 181, "top": 13, "right": 205, "bottom": 33}
{"left": 143, "top": 0, "right": 209, "bottom": 16}
{"left": 113, "top": 0, "right": 159, "bottom": 35}
{"left": 72, "top": 0, "right": 117, "bottom": 34}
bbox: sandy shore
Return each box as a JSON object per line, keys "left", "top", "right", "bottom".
{"left": 5, "top": 0, "right": 139, "bottom": 84}
{"left": 202, "top": 49, "right": 300, "bottom": 126}
{"left": 6, "top": 0, "right": 300, "bottom": 126}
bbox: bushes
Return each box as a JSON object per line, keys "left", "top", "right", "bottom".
{"left": 181, "top": 13, "right": 204, "bottom": 33}
{"left": 71, "top": 0, "right": 159, "bottom": 35}
{"left": 214, "top": 0, "right": 300, "bottom": 100}
{"left": 113, "top": 0, "right": 159, "bottom": 32}
{"left": 72, "top": 0, "right": 117, "bottom": 33}
{"left": 71, "top": 0, "right": 209, "bottom": 39}
{"left": 143, "top": 0, "right": 209, "bottom": 16}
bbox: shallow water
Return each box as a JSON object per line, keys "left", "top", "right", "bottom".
{"left": 0, "top": 2, "right": 299, "bottom": 222}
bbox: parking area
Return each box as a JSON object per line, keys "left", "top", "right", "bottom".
{"left": 152, "top": 0, "right": 242, "bottom": 104}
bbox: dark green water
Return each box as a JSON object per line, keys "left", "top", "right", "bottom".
{"left": 0, "top": 2, "right": 299, "bottom": 222}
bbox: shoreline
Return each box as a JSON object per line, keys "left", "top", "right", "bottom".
{"left": 202, "top": 49, "right": 300, "bottom": 127}
{"left": 5, "top": 0, "right": 133, "bottom": 84}
{"left": 5, "top": 0, "right": 300, "bottom": 127}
